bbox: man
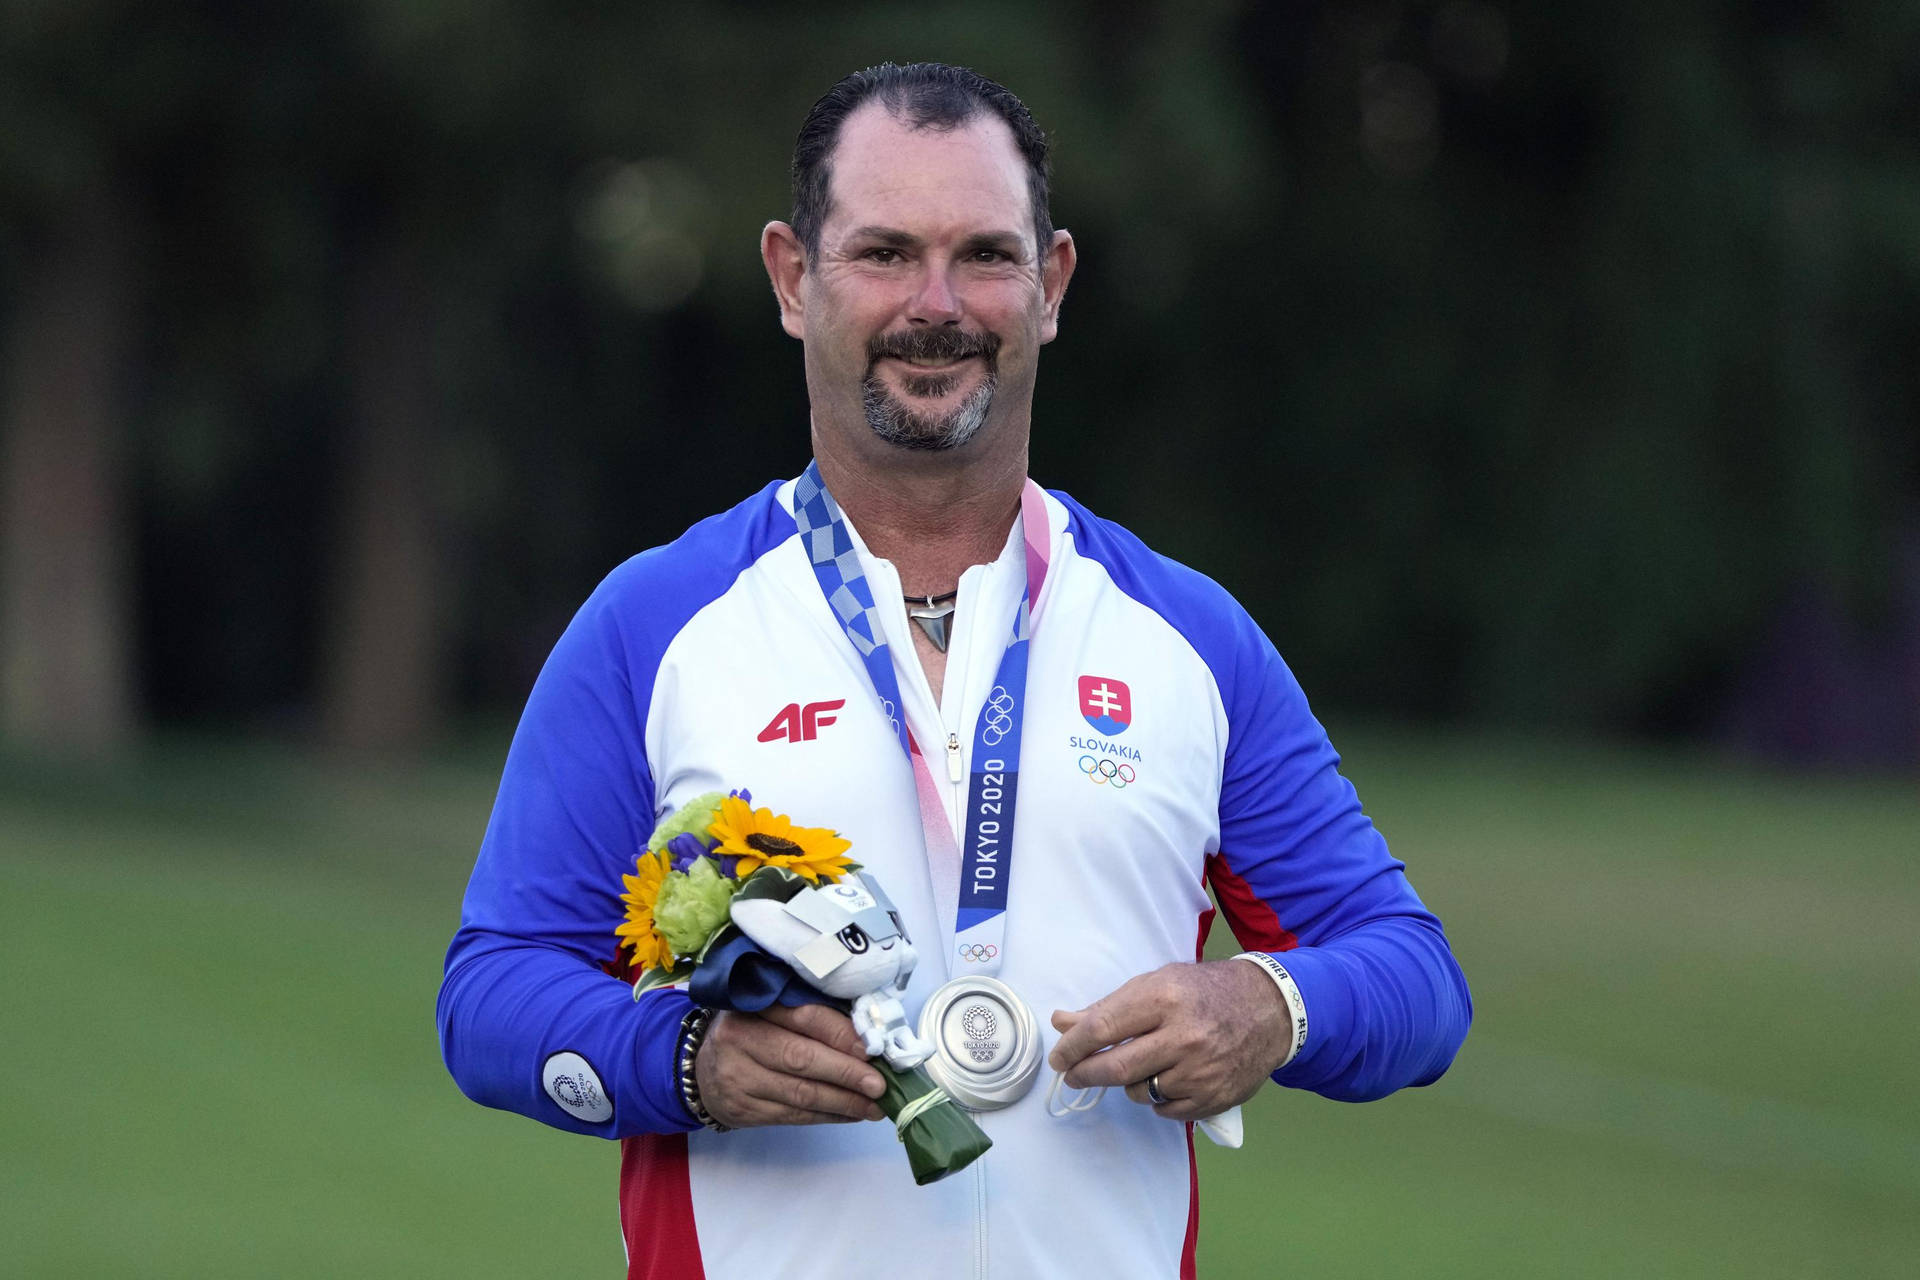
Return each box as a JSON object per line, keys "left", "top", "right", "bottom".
{"left": 439, "top": 62, "right": 1470, "bottom": 1279}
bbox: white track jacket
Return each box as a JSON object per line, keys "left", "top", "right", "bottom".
{"left": 438, "top": 475, "right": 1472, "bottom": 1279}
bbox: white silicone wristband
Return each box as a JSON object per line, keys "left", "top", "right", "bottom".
{"left": 1232, "top": 951, "right": 1309, "bottom": 1069}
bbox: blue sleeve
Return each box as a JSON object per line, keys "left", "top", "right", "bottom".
{"left": 1060, "top": 496, "right": 1471, "bottom": 1103}
{"left": 436, "top": 484, "right": 789, "bottom": 1138}
{"left": 1208, "top": 617, "right": 1472, "bottom": 1102}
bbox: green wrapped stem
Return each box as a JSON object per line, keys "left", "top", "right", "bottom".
{"left": 874, "top": 1059, "right": 991, "bottom": 1186}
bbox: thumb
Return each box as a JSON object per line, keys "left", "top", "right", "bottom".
{"left": 1050, "top": 1007, "right": 1085, "bottom": 1033}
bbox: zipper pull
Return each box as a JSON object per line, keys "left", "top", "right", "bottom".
{"left": 946, "top": 732, "right": 964, "bottom": 783}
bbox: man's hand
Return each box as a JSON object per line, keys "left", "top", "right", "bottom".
{"left": 1047, "top": 960, "right": 1290, "bottom": 1120}
{"left": 694, "top": 1003, "right": 887, "bottom": 1128}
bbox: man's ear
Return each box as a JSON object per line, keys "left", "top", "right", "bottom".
{"left": 1039, "top": 229, "right": 1077, "bottom": 344}
{"left": 762, "top": 221, "right": 808, "bottom": 340}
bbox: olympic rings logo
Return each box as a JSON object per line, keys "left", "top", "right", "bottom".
{"left": 1078, "top": 755, "right": 1137, "bottom": 788}
{"left": 957, "top": 943, "right": 1000, "bottom": 963}
{"left": 980, "top": 686, "right": 1016, "bottom": 746}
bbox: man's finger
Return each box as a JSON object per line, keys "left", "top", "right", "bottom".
{"left": 1061, "top": 1030, "right": 1177, "bottom": 1091}
{"left": 763, "top": 1001, "right": 874, "bottom": 1065}
{"left": 1046, "top": 991, "right": 1164, "bottom": 1074}
{"left": 741, "top": 1065, "right": 885, "bottom": 1124}
{"left": 754, "top": 1005, "right": 885, "bottom": 1099}
{"left": 1144, "top": 1094, "right": 1218, "bottom": 1122}
{"left": 1121, "top": 1071, "right": 1188, "bottom": 1108}
{"left": 1120, "top": 1071, "right": 1219, "bottom": 1121}
{"left": 739, "top": 1015, "right": 885, "bottom": 1100}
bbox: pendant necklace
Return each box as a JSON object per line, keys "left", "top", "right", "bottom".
{"left": 905, "top": 590, "right": 958, "bottom": 652}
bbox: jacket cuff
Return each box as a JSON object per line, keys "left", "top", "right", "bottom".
{"left": 633, "top": 988, "right": 700, "bottom": 1133}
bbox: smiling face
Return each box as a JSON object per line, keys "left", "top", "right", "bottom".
{"left": 859, "top": 315, "right": 1002, "bottom": 452}
{"left": 764, "top": 102, "right": 1074, "bottom": 461}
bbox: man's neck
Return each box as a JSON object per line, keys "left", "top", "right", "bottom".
{"left": 811, "top": 429, "right": 1027, "bottom": 596}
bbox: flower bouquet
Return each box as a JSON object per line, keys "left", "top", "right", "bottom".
{"left": 619, "top": 790, "right": 991, "bottom": 1186}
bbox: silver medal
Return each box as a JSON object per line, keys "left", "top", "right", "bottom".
{"left": 917, "top": 976, "right": 1042, "bottom": 1111}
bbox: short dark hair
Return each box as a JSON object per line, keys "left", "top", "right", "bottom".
{"left": 791, "top": 62, "right": 1053, "bottom": 262}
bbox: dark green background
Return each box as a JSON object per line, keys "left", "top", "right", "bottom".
{"left": 5, "top": 1, "right": 1915, "bottom": 759}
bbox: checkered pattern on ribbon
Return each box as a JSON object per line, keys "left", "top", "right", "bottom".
{"left": 795, "top": 462, "right": 909, "bottom": 753}
{"left": 793, "top": 466, "right": 887, "bottom": 660}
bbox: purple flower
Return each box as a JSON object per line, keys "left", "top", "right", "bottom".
{"left": 728, "top": 787, "right": 752, "bottom": 805}
{"left": 667, "top": 832, "right": 708, "bottom": 872}
{"left": 716, "top": 855, "right": 741, "bottom": 880}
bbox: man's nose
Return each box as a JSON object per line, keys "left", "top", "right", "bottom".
{"left": 906, "top": 263, "right": 962, "bottom": 326}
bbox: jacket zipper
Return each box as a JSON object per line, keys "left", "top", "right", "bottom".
{"left": 944, "top": 589, "right": 984, "bottom": 1277}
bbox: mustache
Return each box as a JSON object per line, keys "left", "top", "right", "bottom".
{"left": 866, "top": 328, "right": 1001, "bottom": 365}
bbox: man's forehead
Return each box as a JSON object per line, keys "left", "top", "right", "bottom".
{"left": 822, "top": 103, "right": 1032, "bottom": 241}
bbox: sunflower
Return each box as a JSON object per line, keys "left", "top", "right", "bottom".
{"left": 707, "top": 795, "right": 854, "bottom": 884}
{"left": 616, "top": 848, "right": 676, "bottom": 973}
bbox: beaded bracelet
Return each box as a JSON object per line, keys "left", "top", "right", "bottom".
{"left": 675, "top": 1006, "right": 730, "bottom": 1131}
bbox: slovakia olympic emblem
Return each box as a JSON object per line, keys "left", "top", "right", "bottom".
{"left": 1077, "top": 675, "right": 1132, "bottom": 736}
{"left": 1079, "top": 755, "right": 1137, "bottom": 789}
{"left": 957, "top": 942, "right": 1000, "bottom": 963}
{"left": 980, "top": 686, "right": 1016, "bottom": 746}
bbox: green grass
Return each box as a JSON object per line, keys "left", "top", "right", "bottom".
{"left": 2, "top": 729, "right": 1915, "bottom": 1278}
{"left": 1198, "top": 730, "right": 1920, "bottom": 1278}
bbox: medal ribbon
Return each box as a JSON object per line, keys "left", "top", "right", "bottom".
{"left": 792, "top": 461, "right": 1049, "bottom": 978}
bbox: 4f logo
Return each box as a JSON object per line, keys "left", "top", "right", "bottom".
{"left": 1077, "top": 676, "right": 1132, "bottom": 736}
{"left": 758, "top": 699, "right": 846, "bottom": 743}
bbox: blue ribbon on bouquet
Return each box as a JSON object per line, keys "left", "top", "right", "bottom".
{"left": 687, "top": 930, "right": 843, "bottom": 1013}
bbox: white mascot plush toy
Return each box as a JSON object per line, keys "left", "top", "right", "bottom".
{"left": 729, "top": 872, "right": 935, "bottom": 1071}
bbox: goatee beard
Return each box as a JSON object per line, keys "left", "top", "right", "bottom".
{"left": 862, "top": 371, "right": 997, "bottom": 452}
{"left": 861, "top": 327, "right": 1001, "bottom": 452}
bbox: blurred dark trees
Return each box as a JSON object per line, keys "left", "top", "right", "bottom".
{"left": 1, "top": 1, "right": 1914, "bottom": 764}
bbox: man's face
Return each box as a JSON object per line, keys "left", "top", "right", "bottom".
{"left": 782, "top": 104, "right": 1067, "bottom": 454}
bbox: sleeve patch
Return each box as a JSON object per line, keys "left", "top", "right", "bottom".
{"left": 542, "top": 1051, "right": 614, "bottom": 1123}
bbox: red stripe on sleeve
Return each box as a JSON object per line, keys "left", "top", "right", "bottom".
{"left": 620, "top": 1134, "right": 705, "bottom": 1279}
{"left": 1204, "top": 853, "right": 1299, "bottom": 952}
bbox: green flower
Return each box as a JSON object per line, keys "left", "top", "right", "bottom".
{"left": 649, "top": 792, "right": 727, "bottom": 853}
{"left": 653, "top": 857, "right": 738, "bottom": 956}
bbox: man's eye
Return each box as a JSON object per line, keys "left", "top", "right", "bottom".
{"left": 865, "top": 248, "right": 901, "bottom": 263}
{"left": 972, "top": 249, "right": 1010, "bottom": 263}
